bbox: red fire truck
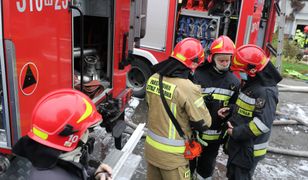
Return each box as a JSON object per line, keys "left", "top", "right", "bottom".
{"left": 127, "top": 0, "right": 278, "bottom": 97}
{"left": 0, "top": 0, "right": 146, "bottom": 170}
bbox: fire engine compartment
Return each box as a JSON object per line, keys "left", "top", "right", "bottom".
{"left": 71, "top": 0, "right": 129, "bottom": 143}
{"left": 141, "top": 0, "right": 274, "bottom": 52}
{"left": 175, "top": 0, "right": 241, "bottom": 49}
{"left": 73, "top": 16, "right": 111, "bottom": 93}
{"left": 72, "top": 0, "right": 113, "bottom": 99}
{"left": 174, "top": 0, "right": 273, "bottom": 49}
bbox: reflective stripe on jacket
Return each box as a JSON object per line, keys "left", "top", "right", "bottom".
{"left": 228, "top": 83, "right": 278, "bottom": 159}
{"left": 145, "top": 73, "right": 211, "bottom": 170}
{"left": 201, "top": 129, "right": 222, "bottom": 141}
{"left": 146, "top": 130, "right": 185, "bottom": 153}
{"left": 193, "top": 66, "right": 240, "bottom": 142}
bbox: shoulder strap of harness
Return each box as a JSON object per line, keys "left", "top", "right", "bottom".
{"left": 159, "top": 75, "right": 186, "bottom": 139}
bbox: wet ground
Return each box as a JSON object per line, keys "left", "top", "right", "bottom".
{"left": 0, "top": 78, "right": 307, "bottom": 179}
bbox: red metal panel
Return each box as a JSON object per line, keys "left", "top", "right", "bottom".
{"left": 235, "top": 0, "right": 254, "bottom": 47}
{"left": 3, "top": 0, "right": 72, "bottom": 137}
{"left": 113, "top": 0, "right": 131, "bottom": 97}
{"left": 0, "top": 148, "right": 11, "bottom": 155}
{"left": 249, "top": 0, "right": 265, "bottom": 45}
{"left": 140, "top": 0, "right": 177, "bottom": 62}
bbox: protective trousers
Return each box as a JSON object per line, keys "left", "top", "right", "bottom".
{"left": 147, "top": 162, "right": 191, "bottom": 180}
{"left": 196, "top": 142, "right": 220, "bottom": 178}
{"left": 226, "top": 161, "right": 258, "bottom": 180}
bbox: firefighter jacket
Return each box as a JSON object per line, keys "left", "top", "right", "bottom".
{"left": 227, "top": 80, "right": 279, "bottom": 169}
{"left": 145, "top": 73, "right": 212, "bottom": 170}
{"left": 12, "top": 136, "right": 96, "bottom": 180}
{"left": 29, "top": 159, "right": 93, "bottom": 180}
{"left": 193, "top": 65, "right": 240, "bottom": 143}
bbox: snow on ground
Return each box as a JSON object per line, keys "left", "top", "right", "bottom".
{"left": 251, "top": 102, "right": 308, "bottom": 179}
{"left": 299, "top": 159, "right": 308, "bottom": 172}
{"left": 283, "top": 126, "right": 300, "bottom": 135}
{"left": 89, "top": 85, "right": 308, "bottom": 180}
{"left": 126, "top": 97, "right": 308, "bottom": 179}
{"left": 125, "top": 97, "right": 141, "bottom": 121}
{"left": 255, "top": 154, "right": 308, "bottom": 179}
{"left": 280, "top": 103, "right": 308, "bottom": 124}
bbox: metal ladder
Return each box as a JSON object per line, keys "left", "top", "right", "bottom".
{"left": 275, "top": 0, "right": 286, "bottom": 73}
{"left": 103, "top": 123, "right": 145, "bottom": 179}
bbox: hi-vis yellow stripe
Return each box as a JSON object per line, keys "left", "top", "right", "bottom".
{"left": 249, "top": 120, "right": 262, "bottom": 136}
{"left": 261, "top": 56, "right": 267, "bottom": 65}
{"left": 233, "top": 57, "right": 245, "bottom": 66}
{"left": 171, "top": 51, "right": 187, "bottom": 61}
{"left": 194, "top": 97, "right": 204, "bottom": 108}
{"left": 146, "top": 77, "right": 176, "bottom": 100}
{"left": 202, "top": 94, "right": 230, "bottom": 101}
{"left": 33, "top": 127, "right": 48, "bottom": 140}
{"left": 77, "top": 98, "right": 93, "bottom": 123}
{"left": 236, "top": 99, "right": 255, "bottom": 111}
{"left": 169, "top": 120, "right": 176, "bottom": 139}
{"left": 146, "top": 136, "right": 185, "bottom": 153}
{"left": 176, "top": 53, "right": 187, "bottom": 61}
{"left": 200, "top": 52, "right": 205, "bottom": 58}
{"left": 254, "top": 149, "right": 267, "bottom": 157}
{"left": 212, "top": 94, "right": 231, "bottom": 101}
{"left": 212, "top": 40, "right": 223, "bottom": 50}
{"left": 168, "top": 103, "right": 177, "bottom": 139}
{"left": 202, "top": 134, "right": 220, "bottom": 140}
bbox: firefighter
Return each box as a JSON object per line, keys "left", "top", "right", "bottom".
{"left": 191, "top": 35, "right": 240, "bottom": 179}
{"left": 218, "top": 44, "right": 282, "bottom": 180}
{"left": 12, "top": 89, "right": 112, "bottom": 180}
{"left": 145, "top": 38, "right": 212, "bottom": 180}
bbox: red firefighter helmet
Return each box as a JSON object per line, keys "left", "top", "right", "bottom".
{"left": 231, "top": 44, "right": 269, "bottom": 77}
{"left": 304, "top": 26, "right": 308, "bottom": 33}
{"left": 208, "top": 35, "right": 235, "bottom": 63}
{"left": 28, "top": 89, "right": 102, "bottom": 152}
{"left": 171, "top": 38, "right": 205, "bottom": 71}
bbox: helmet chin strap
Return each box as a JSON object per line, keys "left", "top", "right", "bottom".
{"left": 59, "top": 130, "right": 89, "bottom": 163}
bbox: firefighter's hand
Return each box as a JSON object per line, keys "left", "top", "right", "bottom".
{"left": 226, "top": 121, "right": 233, "bottom": 136}
{"left": 95, "top": 164, "right": 112, "bottom": 180}
{"left": 218, "top": 107, "right": 230, "bottom": 118}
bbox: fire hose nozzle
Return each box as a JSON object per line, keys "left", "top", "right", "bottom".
{"left": 224, "top": 3, "right": 233, "bottom": 17}
{"left": 209, "top": 19, "right": 218, "bottom": 31}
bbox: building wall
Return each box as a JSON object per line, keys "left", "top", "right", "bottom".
{"left": 284, "top": 0, "right": 308, "bottom": 37}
